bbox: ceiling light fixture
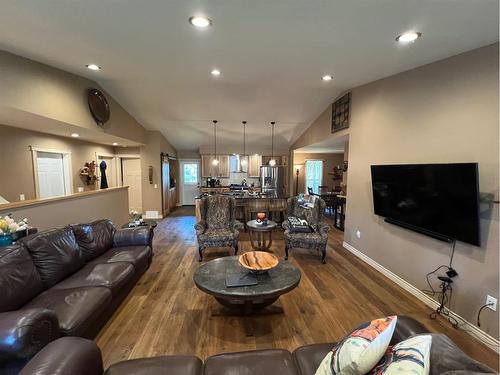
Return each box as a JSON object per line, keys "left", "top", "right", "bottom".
{"left": 211, "top": 69, "right": 221, "bottom": 76}
{"left": 212, "top": 120, "right": 219, "bottom": 166}
{"left": 86, "top": 64, "right": 101, "bottom": 71}
{"left": 269, "top": 122, "right": 277, "bottom": 166}
{"left": 240, "top": 121, "right": 248, "bottom": 166}
{"left": 321, "top": 75, "right": 333, "bottom": 81}
{"left": 112, "top": 142, "right": 118, "bottom": 146}
{"left": 71, "top": 133, "right": 80, "bottom": 138}
{"left": 189, "top": 16, "right": 212, "bottom": 28}
{"left": 396, "top": 31, "right": 422, "bottom": 43}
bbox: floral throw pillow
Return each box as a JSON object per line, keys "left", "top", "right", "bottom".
{"left": 315, "top": 316, "right": 398, "bottom": 375}
{"left": 368, "top": 335, "right": 432, "bottom": 375}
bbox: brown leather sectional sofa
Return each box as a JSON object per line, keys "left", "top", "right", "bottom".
{"left": 0, "top": 220, "right": 153, "bottom": 374}
{"left": 17, "top": 316, "right": 495, "bottom": 375}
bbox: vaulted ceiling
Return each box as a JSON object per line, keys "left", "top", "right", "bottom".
{"left": 0, "top": 0, "right": 497, "bottom": 152}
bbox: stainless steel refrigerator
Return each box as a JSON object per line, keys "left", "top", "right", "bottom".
{"left": 260, "top": 165, "right": 286, "bottom": 194}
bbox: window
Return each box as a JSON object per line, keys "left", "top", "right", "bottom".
{"left": 305, "top": 160, "right": 323, "bottom": 194}
{"left": 31, "top": 147, "right": 72, "bottom": 199}
{"left": 183, "top": 163, "right": 199, "bottom": 184}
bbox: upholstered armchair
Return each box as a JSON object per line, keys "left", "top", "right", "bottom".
{"left": 282, "top": 196, "right": 331, "bottom": 263}
{"left": 194, "top": 195, "right": 243, "bottom": 261}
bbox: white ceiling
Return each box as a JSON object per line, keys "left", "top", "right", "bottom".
{"left": 0, "top": 1, "right": 498, "bottom": 152}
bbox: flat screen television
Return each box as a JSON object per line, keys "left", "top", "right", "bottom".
{"left": 370, "top": 163, "right": 480, "bottom": 246}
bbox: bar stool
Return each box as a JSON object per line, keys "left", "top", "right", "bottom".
{"left": 268, "top": 198, "right": 287, "bottom": 224}
{"left": 245, "top": 199, "right": 270, "bottom": 231}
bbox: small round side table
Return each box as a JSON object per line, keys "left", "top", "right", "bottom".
{"left": 246, "top": 220, "right": 277, "bottom": 251}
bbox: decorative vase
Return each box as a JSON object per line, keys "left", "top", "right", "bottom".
{"left": 0, "top": 234, "right": 13, "bottom": 247}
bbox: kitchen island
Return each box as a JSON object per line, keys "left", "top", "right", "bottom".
{"left": 195, "top": 191, "right": 289, "bottom": 223}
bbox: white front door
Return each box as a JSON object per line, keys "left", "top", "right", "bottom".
{"left": 122, "top": 158, "right": 142, "bottom": 213}
{"left": 180, "top": 160, "right": 200, "bottom": 205}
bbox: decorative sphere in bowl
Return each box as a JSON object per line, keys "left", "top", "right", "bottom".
{"left": 239, "top": 251, "right": 279, "bottom": 274}
{"left": 256, "top": 212, "right": 266, "bottom": 221}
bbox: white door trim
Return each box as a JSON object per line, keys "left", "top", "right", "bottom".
{"left": 30, "top": 146, "right": 73, "bottom": 199}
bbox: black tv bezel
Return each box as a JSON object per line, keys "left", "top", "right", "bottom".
{"left": 370, "top": 162, "right": 481, "bottom": 247}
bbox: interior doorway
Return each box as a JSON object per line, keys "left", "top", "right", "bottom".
{"left": 180, "top": 159, "right": 200, "bottom": 205}
{"left": 161, "top": 154, "right": 170, "bottom": 217}
{"left": 96, "top": 153, "right": 117, "bottom": 188}
{"left": 121, "top": 158, "right": 142, "bottom": 213}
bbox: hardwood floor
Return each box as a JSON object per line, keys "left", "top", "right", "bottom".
{"left": 96, "top": 206, "right": 499, "bottom": 370}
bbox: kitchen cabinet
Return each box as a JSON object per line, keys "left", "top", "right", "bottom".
{"left": 201, "top": 155, "right": 215, "bottom": 177}
{"left": 217, "top": 155, "right": 230, "bottom": 177}
{"left": 248, "top": 154, "right": 262, "bottom": 177}
{"left": 201, "top": 154, "right": 230, "bottom": 177}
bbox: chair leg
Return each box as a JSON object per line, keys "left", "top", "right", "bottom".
{"left": 321, "top": 248, "right": 326, "bottom": 264}
{"left": 285, "top": 245, "right": 289, "bottom": 260}
{"left": 198, "top": 246, "right": 204, "bottom": 262}
{"left": 234, "top": 243, "right": 239, "bottom": 256}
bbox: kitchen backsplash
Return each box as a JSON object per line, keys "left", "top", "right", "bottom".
{"left": 217, "top": 171, "right": 260, "bottom": 186}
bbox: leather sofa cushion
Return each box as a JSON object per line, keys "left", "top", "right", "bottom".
{"left": 390, "top": 315, "right": 430, "bottom": 345}
{"left": 24, "top": 286, "right": 112, "bottom": 336}
{"left": 0, "top": 245, "right": 43, "bottom": 312}
{"left": 293, "top": 343, "right": 334, "bottom": 375}
{"left": 19, "top": 337, "right": 104, "bottom": 375}
{"left": 90, "top": 246, "right": 152, "bottom": 273}
{"left": 204, "top": 349, "right": 299, "bottom": 375}
{"left": 21, "top": 227, "right": 85, "bottom": 289}
{"left": 52, "top": 262, "right": 135, "bottom": 296}
{"left": 105, "top": 355, "right": 203, "bottom": 375}
{"left": 71, "top": 219, "right": 116, "bottom": 261}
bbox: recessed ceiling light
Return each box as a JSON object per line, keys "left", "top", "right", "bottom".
{"left": 396, "top": 32, "right": 422, "bottom": 43}
{"left": 189, "top": 16, "right": 212, "bottom": 28}
{"left": 71, "top": 133, "right": 80, "bottom": 138}
{"left": 211, "top": 69, "right": 221, "bottom": 76}
{"left": 86, "top": 64, "right": 101, "bottom": 71}
{"left": 321, "top": 75, "right": 333, "bottom": 81}
{"left": 112, "top": 142, "right": 118, "bottom": 146}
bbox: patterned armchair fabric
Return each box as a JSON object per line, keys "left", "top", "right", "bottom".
{"left": 282, "top": 196, "right": 331, "bottom": 263}
{"left": 194, "top": 195, "right": 243, "bottom": 261}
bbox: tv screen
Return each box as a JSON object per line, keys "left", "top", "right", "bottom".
{"left": 370, "top": 163, "right": 480, "bottom": 246}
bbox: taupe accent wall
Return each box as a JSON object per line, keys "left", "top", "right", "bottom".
{"left": 0, "top": 124, "right": 114, "bottom": 202}
{"left": 292, "top": 44, "right": 499, "bottom": 338}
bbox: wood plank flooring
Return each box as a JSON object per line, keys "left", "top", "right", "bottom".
{"left": 96, "top": 207, "right": 499, "bottom": 370}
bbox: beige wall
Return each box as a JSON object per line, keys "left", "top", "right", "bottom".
{"left": 0, "top": 51, "right": 147, "bottom": 144}
{"left": 0, "top": 124, "right": 115, "bottom": 202}
{"left": 292, "top": 44, "right": 499, "bottom": 338}
{"left": 0, "top": 188, "right": 129, "bottom": 230}
{"left": 293, "top": 153, "right": 344, "bottom": 194}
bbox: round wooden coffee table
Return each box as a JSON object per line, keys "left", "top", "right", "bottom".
{"left": 193, "top": 256, "right": 301, "bottom": 314}
{"left": 246, "top": 220, "right": 277, "bottom": 251}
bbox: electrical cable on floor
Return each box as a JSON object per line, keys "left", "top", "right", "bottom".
{"left": 477, "top": 303, "right": 494, "bottom": 327}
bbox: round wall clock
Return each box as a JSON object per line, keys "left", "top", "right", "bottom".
{"left": 88, "top": 88, "right": 110, "bottom": 126}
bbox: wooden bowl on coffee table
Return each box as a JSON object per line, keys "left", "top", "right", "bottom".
{"left": 239, "top": 251, "right": 279, "bottom": 274}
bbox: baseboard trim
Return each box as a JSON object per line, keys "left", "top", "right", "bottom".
{"left": 342, "top": 241, "right": 499, "bottom": 352}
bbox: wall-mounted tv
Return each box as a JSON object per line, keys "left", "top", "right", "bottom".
{"left": 370, "top": 163, "right": 480, "bottom": 246}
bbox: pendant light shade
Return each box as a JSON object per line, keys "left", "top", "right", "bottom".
{"left": 269, "top": 121, "right": 277, "bottom": 166}
{"left": 212, "top": 120, "right": 219, "bottom": 166}
{"left": 240, "top": 121, "right": 248, "bottom": 166}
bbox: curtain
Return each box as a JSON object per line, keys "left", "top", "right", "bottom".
{"left": 305, "top": 160, "right": 323, "bottom": 194}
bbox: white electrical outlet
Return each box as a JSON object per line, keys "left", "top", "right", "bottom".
{"left": 486, "top": 295, "right": 497, "bottom": 311}
{"left": 356, "top": 230, "right": 362, "bottom": 239}
{"left": 19, "top": 194, "right": 25, "bottom": 201}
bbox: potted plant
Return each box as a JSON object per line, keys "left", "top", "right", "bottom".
{"left": 0, "top": 215, "right": 29, "bottom": 247}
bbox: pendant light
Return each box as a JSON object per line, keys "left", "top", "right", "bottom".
{"left": 240, "top": 121, "right": 248, "bottom": 167}
{"left": 269, "top": 121, "right": 277, "bottom": 166}
{"left": 212, "top": 120, "right": 219, "bottom": 166}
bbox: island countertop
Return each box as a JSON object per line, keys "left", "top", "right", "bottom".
{"left": 195, "top": 191, "right": 289, "bottom": 200}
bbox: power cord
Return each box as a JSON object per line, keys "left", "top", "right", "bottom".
{"left": 477, "top": 303, "right": 494, "bottom": 327}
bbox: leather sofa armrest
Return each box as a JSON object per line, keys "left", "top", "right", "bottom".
{"left": 391, "top": 315, "right": 430, "bottom": 345}
{"left": 0, "top": 308, "right": 60, "bottom": 361}
{"left": 19, "top": 337, "right": 103, "bottom": 375}
{"left": 113, "top": 227, "right": 153, "bottom": 247}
